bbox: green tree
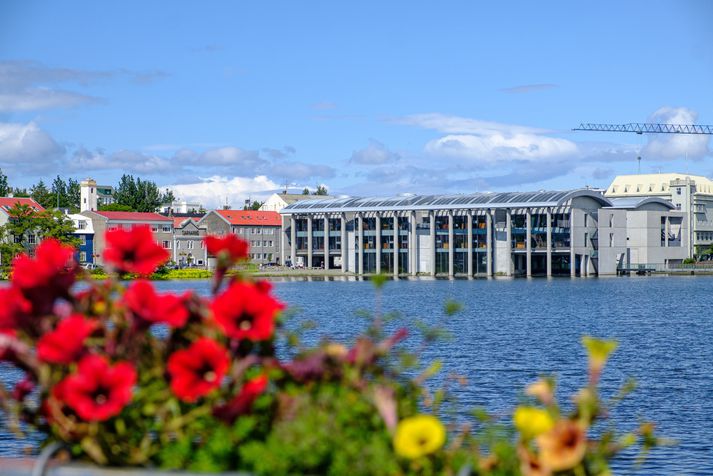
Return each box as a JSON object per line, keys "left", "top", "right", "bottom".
{"left": 12, "top": 187, "right": 30, "bottom": 198}
{"left": 0, "top": 204, "right": 79, "bottom": 270}
{"left": 314, "top": 185, "right": 328, "bottom": 196}
{"left": 302, "top": 187, "right": 310, "bottom": 195}
{"left": 30, "top": 180, "right": 53, "bottom": 208}
{"left": 113, "top": 174, "right": 164, "bottom": 212}
{"left": 0, "top": 169, "right": 9, "bottom": 196}
{"left": 243, "top": 200, "right": 263, "bottom": 210}
{"left": 99, "top": 203, "right": 134, "bottom": 212}
{"left": 51, "top": 175, "right": 69, "bottom": 209}
{"left": 160, "top": 188, "right": 176, "bottom": 205}
{"left": 67, "top": 178, "right": 81, "bottom": 211}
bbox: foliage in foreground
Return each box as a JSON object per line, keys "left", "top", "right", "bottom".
{"left": 0, "top": 229, "right": 660, "bottom": 475}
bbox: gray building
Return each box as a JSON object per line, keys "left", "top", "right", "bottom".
{"left": 199, "top": 209, "right": 282, "bottom": 266}
{"left": 281, "top": 189, "right": 687, "bottom": 277}
{"left": 172, "top": 217, "right": 208, "bottom": 268}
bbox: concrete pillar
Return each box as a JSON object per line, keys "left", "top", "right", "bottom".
{"left": 392, "top": 214, "right": 398, "bottom": 276}
{"left": 357, "top": 213, "right": 364, "bottom": 275}
{"left": 429, "top": 211, "right": 436, "bottom": 276}
{"left": 280, "top": 215, "right": 286, "bottom": 267}
{"left": 410, "top": 211, "right": 418, "bottom": 276}
{"left": 448, "top": 211, "right": 454, "bottom": 277}
{"left": 341, "top": 213, "right": 347, "bottom": 272}
{"left": 570, "top": 208, "right": 576, "bottom": 277}
{"left": 506, "top": 209, "right": 512, "bottom": 277}
{"left": 467, "top": 210, "right": 473, "bottom": 277}
{"left": 526, "top": 208, "right": 532, "bottom": 277}
{"left": 581, "top": 254, "right": 587, "bottom": 277}
{"left": 307, "top": 215, "right": 313, "bottom": 268}
{"left": 323, "top": 216, "right": 329, "bottom": 270}
{"left": 486, "top": 210, "right": 493, "bottom": 277}
{"left": 375, "top": 214, "right": 382, "bottom": 274}
{"left": 290, "top": 215, "right": 296, "bottom": 266}
{"left": 546, "top": 208, "right": 552, "bottom": 277}
{"left": 665, "top": 215, "right": 670, "bottom": 247}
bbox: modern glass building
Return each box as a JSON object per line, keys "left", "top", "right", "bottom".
{"left": 280, "top": 189, "right": 611, "bottom": 277}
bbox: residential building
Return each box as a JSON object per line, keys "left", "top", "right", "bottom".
{"left": 80, "top": 211, "right": 173, "bottom": 267}
{"left": 80, "top": 178, "right": 114, "bottom": 212}
{"left": 172, "top": 217, "right": 208, "bottom": 267}
{"left": 260, "top": 193, "right": 333, "bottom": 213}
{"left": 605, "top": 173, "right": 713, "bottom": 256}
{"left": 160, "top": 201, "right": 203, "bottom": 214}
{"left": 0, "top": 197, "right": 45, "bottom": 227}
{"left": 199, "top": 210, "right": 281, "bottom": 266}
{"left": 280, "top": 189, "right": 688, "bottom": 276}
{"left": 67, "top": 213, "right": 95, "bottom": 264}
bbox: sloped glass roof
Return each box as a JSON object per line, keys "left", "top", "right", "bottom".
{"left": 281, "top": 189, "right": 611, "bottom": 213}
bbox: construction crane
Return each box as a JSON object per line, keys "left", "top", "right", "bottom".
{"left": 573, "top": 123, "right": 713, "bottom": 135}
{"left": 573, "top": 122, "right": 713, "bottom": 173}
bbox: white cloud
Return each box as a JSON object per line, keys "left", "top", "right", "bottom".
{"left": 425, "top": 133, "right": 578, "bottom": 164}
{"left": 0, "top": 121, "right": 64, "bottom": 164}
{"left": 642, "top": 107, "right": 711, "bottom": 160}
{"left": 350, "top": 140, "right": 400, "bottom": 165}
{"left": 168, "top": 175, "right": 280, "bottom": 209}
{"left": 395, "top": 113, "right": 551, "bottom": 135}
{"left": 71, "top": 147, "right": 172, "bottom": 174}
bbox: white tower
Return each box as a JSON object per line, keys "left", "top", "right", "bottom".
{"left": 80, "top": 178, "right": 98, "bottom": 212}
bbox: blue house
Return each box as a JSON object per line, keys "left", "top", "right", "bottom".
{"left": 68, "top": 214, "right": 95, "bottom": 264}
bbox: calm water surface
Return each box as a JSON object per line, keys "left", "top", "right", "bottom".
{"left": 2, "top": 276, "right": 712, "bottom": 474}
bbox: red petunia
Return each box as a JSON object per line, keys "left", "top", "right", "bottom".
{"left": 211, "top": 281, "right": 284, "bottom": 341}
{"left": 60, "top": 355, "right": 136, "bottom": 422}
{"left": 103, "top": 225, "right": 169, "bottom": 275}
{"left": 11, "top": 239, "right": 78, "bottom": 316}
{"left": 214, "top": 375, "right": 268, "bottom": 423}
{"left": 122, "top": 280, "right": 189, "bottom": 327}
{"left": 0, "top": 287, "right": 32, "bottom": 331}
{"left": 37, "top": 314, "right": 97, "bottom": 364}
{"left": 204, "top": 234, "right": 249, "bottom": 263}
{"left": 167, "top": 338, "right": 229, "bottom": 402}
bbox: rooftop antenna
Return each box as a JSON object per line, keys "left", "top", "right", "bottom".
{"left": 637, "top": 156, "right": 641, "bottom": 174}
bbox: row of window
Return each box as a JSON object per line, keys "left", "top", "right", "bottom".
{"left": 696, "top": 232, "right": 713, "bottom": 242}
{"left": 175, "top": 240, "right": 203, "bottom": 250}
{"left": 107, "top": 224, "right": 172, "bottom": 233}
{"left": 250, "top": 240, "right": 274, "bottom": 247}
{"left": 235, "top": 227, "right": 276, "bottom": 235}
{"left": 250, "top": 253, "right": 274, "bottom": 261}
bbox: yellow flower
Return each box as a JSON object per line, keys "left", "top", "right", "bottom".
{"left": 393, "top": 414, "right": 446, "bottom": 459}
{"left": 536, "top": 420, "right": 587, "bottom": 471}
{"left": 514, "top": 406, "right": 554, "bottom": 438}
{"left": 581, "top": 336, "right": 618, "bottom": 372}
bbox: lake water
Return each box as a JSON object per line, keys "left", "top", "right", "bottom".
{"left": 2, "top": 276, "right": 712, "bottom": 474}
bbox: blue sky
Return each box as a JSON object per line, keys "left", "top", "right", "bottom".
{"left": 1, "top": 1, "right": 712, "bottom": 207}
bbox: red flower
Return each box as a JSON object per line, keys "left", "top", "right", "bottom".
{"left": 103, "top": 225, "right": 169, "bottom": 275}
{"left": 167, "top": 338, "right": 229, "bottom": 402}
{"left": 123, "top": 280, "right": 189, "bottom": 327}
{"left": 204, "top": 234, "right": 249, "bottom": 263}
{"left": 60, "top": 355, "right": 136, "bottom": 422}
{"left": 214, "top": 375, "right": 268, "bottom": 423}
{"left": 11, "top": 239, "right": 78, "bottom": 316}
{"left": 37, "top": 315, "right": 97, "bottom": 364}
{"left": 0, "top": 287, "right": 31, "bottom": 331}
{"left": 211, "top": 281, "right": 283, "bottom": 341}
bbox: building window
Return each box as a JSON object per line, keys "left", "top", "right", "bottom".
{"left": 79, "top": 235, "right": 86, "bottom": 245}
{"left": 28, "top": 234, "right": 36, "bottom": 244}
{"left": 584, "top": 214, "right": 588, "bottom": 227}
{"left": 79, "top": 251, "right": 87, "bottom": 262}
{"left": 676, "top": 188, "right": 682, "bottom": 195}
{"left": 162, "top": 241, "right": 171, "bottom": 249}
{"left": 176, "top": 241, "right": 181, "bottom": 249}
{"left": 151, "top": 225, "right": 159, "bottom": 232}
{"left": 609, "top": 233, "right": 614, "bottom": 247}
{"left": 78, "top": 221, "right": 87, "bottom": 230}
{"left": 162, "top": 225, "right": 172, "bottom": 232}
{"left": 187, "top": 241, "right": 194, "bottom": 250}
{"left": 609, "top": 214, "right": 614, "bottom": 228}
{"left": 197, "top": 259, "right": 204, "bottom": 265}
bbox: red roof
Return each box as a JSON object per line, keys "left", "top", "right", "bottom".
{"left": 215, "top": 210, "right": 281, "bottom": 226}
{"left": 0, "top": 197, "right": 45, "bottom": 214}
{"left": 95, "top": 211, "right": 172, "bottom": 222}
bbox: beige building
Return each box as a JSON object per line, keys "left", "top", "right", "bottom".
{"left": 260, "top": 193, "right": 333, "bottom": 213}
{"left": 605, "top": 173, "right": 713, "bottom": 255}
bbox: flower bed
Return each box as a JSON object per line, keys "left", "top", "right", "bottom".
{"left": 0, "top": 227, "right": 659, "bottom": 475}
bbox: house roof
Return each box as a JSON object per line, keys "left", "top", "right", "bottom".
{"left": 605, "top": 197, "right": 676, "bottom": 210}
{"left": 173, "top": 216, "right": 201, "bottom": 228}
{"left": 67, "top": 213, "right": 95, "bottom": 234}
{"left": 0, "top": 197, "right": 45, "bottom": 214}
{"left": 94, "top": 211, "right": 172, "bottom": 222}
{"left": 281, "top": 189, "right": 611, "bottom": 214}
{"left": 214, "top": 209, "right": 281, "bottom": 226}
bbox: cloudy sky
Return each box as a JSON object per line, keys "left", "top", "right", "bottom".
{"left": 1, "top": 1, "right": 712, "bottom": 208}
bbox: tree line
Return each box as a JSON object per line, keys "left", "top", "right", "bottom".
{"left": 0, "top": 170, "right": 175, "bottom": 213}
